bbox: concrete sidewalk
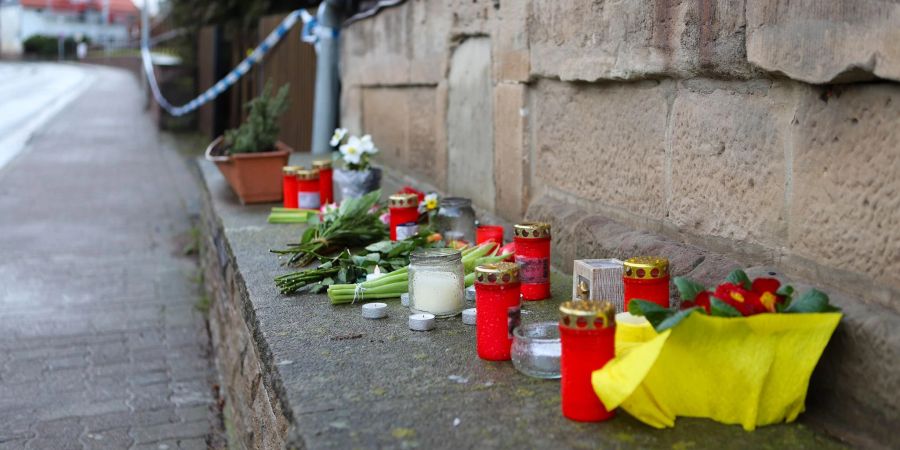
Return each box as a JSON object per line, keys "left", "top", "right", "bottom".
{"left": 0, "top": 66, "right": 222, "bottom": 449}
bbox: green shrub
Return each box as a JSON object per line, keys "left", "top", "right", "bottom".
{"left": 224, "top": 81, "right": 290, "bottom": 154}
{"left": 23, "top": 35, "right": 78, "bottom": 57}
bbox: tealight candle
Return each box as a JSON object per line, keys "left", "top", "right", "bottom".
{"left": 409, "top": 313, "right": 435, "bottom": 331}
{"left": 362, "top": 303, "right": 388, "bottom": 319}
{"left": 462, "top": 308, "right": 477, "bottom": 325}
{"left": 366, "top": 266, "right": 385, "bottom": 282}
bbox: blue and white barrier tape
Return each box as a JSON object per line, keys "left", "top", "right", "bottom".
{"left": 142, "top": 9, "right": 336, "bottom": 117}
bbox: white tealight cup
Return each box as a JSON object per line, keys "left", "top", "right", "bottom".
{"left": 409, "top": 313, "right": 436, "bottom": 331}
{"left": 362, "top": 303, "right": 388, "bottom": 319}
{"left": 465, "top": 285, "right": 476, "bottom": 302}
{"left": 462, "top": 308, "right": 476, "bottom": 325}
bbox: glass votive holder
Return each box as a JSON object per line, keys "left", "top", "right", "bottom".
{"left": 511, "top": 321, "right": 561, "bottom": 379}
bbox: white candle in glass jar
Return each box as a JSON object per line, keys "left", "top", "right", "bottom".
{"left": 411, "top": 271, "right": 464, "bottom": 317}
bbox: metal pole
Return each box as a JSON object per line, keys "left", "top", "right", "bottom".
{"left": 140, "top": 2, "right": 149, "bottom": 109}
{"left": 310, "top": 0, "right": 344, "bottom": 155}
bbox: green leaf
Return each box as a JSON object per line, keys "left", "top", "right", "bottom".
{"left": 709, "top": 298, "right": 742, "bottom": 317}
{"left": 365, "top": 253, "right": 382, "bottom": 262}
{"left": 674, "top": 277, "right": 707, "bottom": 302}
{"left": 321, "top": 277, "right": 334, "bottom": 286}
{"left": 365, "top": 241, "right": 394, "bottom": 252}
{"left": 656, "top": 308, "right": 701, "bottom": 332}
{"left": 628, "top": 300, "right": 675, "bottom": 329}
{"left": 784, "top": 289, "right": 837, "bottom": 313}
{"left": 301, "top": 226, "right": 317, "bottom": 244}
{"left": 725, "top": 269, "right": 752, "bottom": 290}
{"left": 776, "top": 284, "right": 794, "bottom": 297}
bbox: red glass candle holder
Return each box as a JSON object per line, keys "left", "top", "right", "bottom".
{"left": 312, "top": 159, "right": 333, "bottom": 205}
{"left": 475, "top": 262, "right": 521, "bottom": 361}
{"left": 295, "top": 169, "right": 321, "bottom": 210}
{"left": 476, "top": 225, "right": 504, "bottom": 245}
{"left": 282, "top": 166, "right": 300, "bottom": 208}
{"left": 389, "top": 193, "right": 420, "bottom": 241}
{"left": 559, "top": 300, "right": 616, "bottom": 422}
{"left": 514, "top": 222, "right": 551, "bottom": 301}
{"left": 623, "top": 256, "right": 670, "bottom": 309}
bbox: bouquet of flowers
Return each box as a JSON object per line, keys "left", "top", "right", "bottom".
{"left": 592, "top": 269, "right": 842, "bottom": 431}
{"left": 330, "top": 128, "right": 378, "bottom": 171}
{"left": 330, "top": 128, "right": 382, "bottom": 199}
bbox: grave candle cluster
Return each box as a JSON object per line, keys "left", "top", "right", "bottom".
{"left": 312, "top": 159, "right": 333, "bottom": 205}
{"left": 281, "top": 166, "right": 301, "bottom": 209}
{"left": 295, "top": 169, "right": 321, "bottom": 209}
{"left": 474, "top": 262, "right": 521, "bottom": 361}
{"left": 388, "top": 193, "right": 420, "bottom": 241}
{"left": 514, "top": 222, "right": 552, "bottom": 301}
{"left": 559, "top": 300, "right": 616, "bottom": 422}
{"left": 623, "top": 256, "right": 670, "bottom": 309}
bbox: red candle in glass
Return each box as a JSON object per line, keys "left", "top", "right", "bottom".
{"left": 475, "top": 262, "right": 521, "bottom": 361}
{"left": 476, "top": 225, "right": 504, "bottom": 245}
{"left": 559, "top": 300, "right": 616, "bottom": 422}
{"left": 295, "top": 169, "right": 321, "bottom": 210}
{"left": 623, "top": 256, "right": 670, "bottom": 310}
{"left": 514, "top": 222, "right": 551, "bottom": 301}
{"left": 282, "top": 166, "right": 300, "bottom": 208}
{"left": 388, "top": 193, "right": 420, "bottom": 241}
{"left": 312, "top": 159, "right": 333, "bottom": 205}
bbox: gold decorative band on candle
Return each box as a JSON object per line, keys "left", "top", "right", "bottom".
{"left": 388, "top": 193, "right": 419, "bottom": 208}
{"left": 514, "top": 221, "right": 551, "bottom": 239}
{"left": 282, "top": 165, "right": 302, "bottom": 175}
{"left": 295, "top": 168, "right": 320, "bottom": 180}
{"left": 559, "top": 300, "right": 615, "bottom": 330}
{"left": 475, "top": 262, "right": 520, "bottom": 285}
{"left": 623, "top": 256, "right": 669, "bottom": 279}
{"left": 312, "top": 159, "right": 332, "bottom": 170}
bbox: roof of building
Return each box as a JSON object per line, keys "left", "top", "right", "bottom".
{"left": 20, "top": 0, "right": 138, "bottom": 15}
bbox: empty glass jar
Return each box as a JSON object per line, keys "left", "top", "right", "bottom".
{"left": 434, "top": 197, "right": 476, "bottom": 243}
{"left": 511, "top": 321, "right": 562, "bottom": 379}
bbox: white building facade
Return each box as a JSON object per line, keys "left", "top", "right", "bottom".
{"left": 0, "top": 0, "right": 138, "bottom": 56}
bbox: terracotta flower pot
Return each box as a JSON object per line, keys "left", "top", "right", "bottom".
{"left": 205, "top": 136, "right": 292, "bottom": 204}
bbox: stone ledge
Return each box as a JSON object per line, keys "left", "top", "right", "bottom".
{"left": 197, "top": 159, "right": 851, "bottom": 449}
{"left": 527, "top": 195, "right": 899, "bottom": 448}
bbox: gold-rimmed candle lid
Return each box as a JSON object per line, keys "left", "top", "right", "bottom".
{"left": 623, "top": 256, "right": 669, "bottom": 279}
{"left": 388, "top": 193, "right": 419, "bottom": 208}
{"left": 559, "top": 300, "right": 615, "bottom": 330}
{"left": 295, "top": 168, "right": 320, "bottom": 180}
{"left": 474, "top": 262, "right": 520, "bottom": 285}
{"left": 282, "top": 165, "right": 302, "bottom": 175}
{"left": 312, "top": 159, "right": 332, "bottom": 169}
{"left": 514, "top": 222, "right": 551, "bottom": 239}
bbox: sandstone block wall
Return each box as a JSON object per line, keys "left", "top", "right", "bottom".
{"left": 199, "top": 193, "right": 290, "bottom": 450}
{"left": 340, "top": 2, "right": 898, "bottom": 444}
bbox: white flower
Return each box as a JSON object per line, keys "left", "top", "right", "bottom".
{"left": 424, "top": 193, "right": 439, "bottom": 211}
{"left": 330, "top": 128, "right": 348, "bottom": 147}
{"left": 339, "top": 135, "right": 363, "bottom": 165}
{"left": 359, "top": 134, "right": 378, "bottom": 154}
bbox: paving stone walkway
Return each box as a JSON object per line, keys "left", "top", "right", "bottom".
{"left": 0, "top": 66, "right": 223, "bottom": 449}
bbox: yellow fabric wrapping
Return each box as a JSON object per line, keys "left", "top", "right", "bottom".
{"left": 592, "top": 312, "right": 842, "bottom": 430}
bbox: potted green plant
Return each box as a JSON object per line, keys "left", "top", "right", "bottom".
{"left": 205, "top": 82, "right": 292, "bottom": 204}
{"left": 330, "top": 128, "right": 382, "bottom": 201}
